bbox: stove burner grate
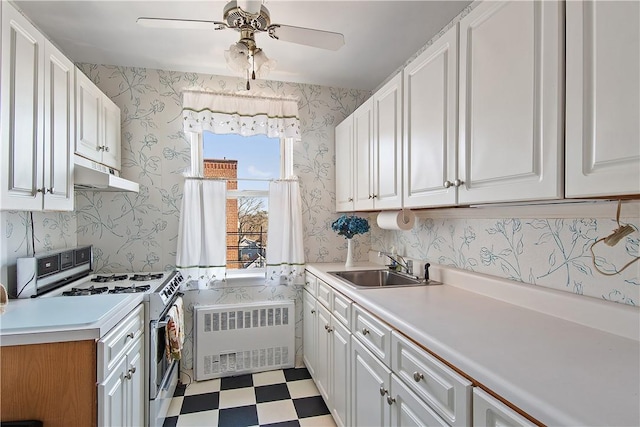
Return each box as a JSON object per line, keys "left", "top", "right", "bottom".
{"left": 91, "top": 274, "right": 129, "bottom": 283}
{"left": 109, "top": 284, "right": 151, "bottom": 294}
{"left": 130, "top": 273, "right": 164, "bottom": 281}
{"left": 62, "top": 286, "right": 109, "bottom": 296}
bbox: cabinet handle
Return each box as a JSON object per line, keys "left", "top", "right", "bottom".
{"left": 379, "top": 386, "right": 388, "bottom": 396}
{"left": 372, "top": 194, "right": 377, "bottom": 199}
{"left": 98, "top": 145, "right": 104, "bottom": 151}
{"left": 348, "top": 197, "right": 353, "bottom": 202}
{"left": 46, "top": 187, "right": 54, "bottom": 194}
{"left": 413, "top": 372, "right": 424, "bottom": 382}
{"left": 362, "top": 328, "right": 370, "bottom": 335}
{"left": 453, "top": 178, "right": 464, "bottom": 187}
{"left": 124, "top": 370, "right": 133, "bottom": 380}
{"left": 386, "top": 395, "right": 396, "bottom": 405}
{"left": 443, "top": 180, "right": 452, "bottom": 188}
{"left": 130, "top": 366, "right": 136, "bottom": 374}
{"left": 368, "top": 194, "right": 373, "bottom": 199}
{"left": 326, "top": 326, "right": 333, "bottom": 333}
{"left": 310, "top": 309, "right": 316, "bottom": 314}
{"left": 126, "top": 332, "right": 135, "bottom": 339}
{"left": 37, "top": 188, "right": 45, "bottom": 193}
{"left": 104, "top": 146, "right": 110, "bottom": 152}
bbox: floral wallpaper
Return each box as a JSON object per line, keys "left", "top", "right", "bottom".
{"left": 370, "top": 213, "right": 640, "bottom": 306}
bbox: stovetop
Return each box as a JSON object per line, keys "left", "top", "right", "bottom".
{"left": 56, "top": 272, "right": 169, "bottom": 297}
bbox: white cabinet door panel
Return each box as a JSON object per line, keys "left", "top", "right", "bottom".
{"left": 403, "top": 25, "right": 458, "bottom": 208}
{"left": 330, "top": 319, "right": 351, "bottom": 427}
{"left": 76, "top": 70, "right": 102, "bottom": 161}
{"left": 473, "top": 388, "right": 536, "bottom": 427}
{"left": 458, "top": 0, "right": 563, "bottom": 204}
{"left": 0, "top": 3, "right": 45, "bottom": 210}
{"left": 351, "top": 337, "right": 391, "bottom": 427}
{"left": 43, "top": 42, "right": 74, "bottom": 211}
{"left": 102, "top": 96, "right": 121, "bottom": 170}
{"left": 335, "top": 117, "right": 355, "bottom": 212}
{"left": 390, "top": 375, "right": 449, "bottom": 427}
{"left": 315, "top": 303, "right": 331, "bottom": 401}
{"left": 353, "top": 99, "right": 374, "bottom": 210}
{"left": 303, "top": 290, "right": 317, "bottom": 378}
{"left": 565, "top": 0, "right": 640, "bottom": 197}
{"left": 373, "top": 73, "right": 403, "bottom": 209}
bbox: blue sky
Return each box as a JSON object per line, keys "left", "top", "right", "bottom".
{"left": 203, "top": 132, "right": 280, "bottom": 191}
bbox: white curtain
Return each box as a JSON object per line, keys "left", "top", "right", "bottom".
{"left": 176, "top": 179, "right": 226, "bottom": 288}
{"left": 182, "top": 90, "right": 300, "bottom": 138}
{"left": 266, "top": 180, "right": 305, "bottom": 286}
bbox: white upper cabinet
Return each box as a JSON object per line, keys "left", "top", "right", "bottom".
{"left": 335, "top": 117, "right": 355, "bottom": 212}
{"left": 348, "top": 74, "right": 403, "bottom": 212}
{"left": 76, "top": 69, "right": 121, "bottom": 171}
{"left": 353, "top": 98, "right": 375, "bottom": 210}
{"left": 1, "top": 2, "right": 74, "bottom": 211}
{"left": 458, "top": 1, "right": 563, "bottom": 204}
{"left": 372, "top": 73, "right": 403, "bottom": 210}
{"left": 565, "top": 1, "right": 640, "bottom": 198}
{"left": 403, "top": 25, "right": 458, "bottom": 208}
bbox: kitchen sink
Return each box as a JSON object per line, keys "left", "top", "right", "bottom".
{"left": 330, "top": 269, "right": 439, "bottom": 289}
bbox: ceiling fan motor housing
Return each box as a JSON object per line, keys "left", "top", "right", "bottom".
{"left": 223, "top": 1, "right": 271, "bottom": 31}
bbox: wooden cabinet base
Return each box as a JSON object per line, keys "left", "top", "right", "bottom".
{"left": 0, "top": 340, "right": 97, "bottom": 427}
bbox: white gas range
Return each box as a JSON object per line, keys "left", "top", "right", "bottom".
{"left": 16, "top": 246, "right": 184, "bottom": 427}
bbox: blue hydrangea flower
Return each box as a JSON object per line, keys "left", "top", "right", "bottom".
{"left": 331, "top": 214, "right": 370, "bottom": 239}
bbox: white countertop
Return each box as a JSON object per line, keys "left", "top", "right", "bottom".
{"left": 307, "top": 262, "right": 640, "bottom": 427}
{"left": 0, "top": 294, "right": 144, "bottom": 345}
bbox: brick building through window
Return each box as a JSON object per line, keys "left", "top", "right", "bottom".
{"left": 204, "top": 159, "right": 238, "bottom": 269}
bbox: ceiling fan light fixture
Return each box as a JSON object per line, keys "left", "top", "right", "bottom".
{"left": 224, "top": 41, "right": 251, "bottom": 73}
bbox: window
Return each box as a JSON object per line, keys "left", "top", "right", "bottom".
{"left": 195, "top": 132, "right": 293, "bottom": 275}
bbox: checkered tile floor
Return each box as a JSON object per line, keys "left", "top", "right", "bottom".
{"left": 163, "top": 368, "right": 336, "bottom": 427}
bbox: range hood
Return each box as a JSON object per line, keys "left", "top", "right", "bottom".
{"left": 74, "top": 155, "right": 139, "bottom": 192}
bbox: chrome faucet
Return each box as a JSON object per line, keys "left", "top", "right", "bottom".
{"left": 378, "top": 251, "right": 413, "bottom": 276}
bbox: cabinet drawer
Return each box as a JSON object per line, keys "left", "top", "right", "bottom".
{"left": 98, "top": 304, "right": 144, "bottom": 382}
{"left": 352, "top": 304, "right": 392, "bottom": 365}
{"left": 392, "top": 332, "right": 472, "bottom": 427}
{"left": 304, "top": 271, "right": 317, "bottom": 296}
{"left": 316, "top": 279, "right": 333, "bottom": 309}
{"left": 331, "top": 291, "right": 351, "bottom": 327}
{"left": 473, "top": 388, "right": 536, "bottom": 427}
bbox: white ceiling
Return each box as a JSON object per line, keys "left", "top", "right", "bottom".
{"left": 13, "top": 0, "right": 472, "bottom": 91}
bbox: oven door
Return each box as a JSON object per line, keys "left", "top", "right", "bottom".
{"left": 148, "top": 309, "right": 180, "bottom": 427}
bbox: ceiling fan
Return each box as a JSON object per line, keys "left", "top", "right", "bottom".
{"left": 137, "top": 0, "right": 345, "bottom": 88}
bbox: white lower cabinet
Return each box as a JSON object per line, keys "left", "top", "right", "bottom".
{"left": 390, "top": 375, "right": 449, "bottom": 427}
{"left": 351, "top": 336, "right": 391, "bottom": 427}
{"left": 473, "top": 388, "right": 536, "bottom": 427}
{"left": 97, "top": 304, "right": 145, "bottom": 427}
{"left": 304, "top": 282, "right": 352, "bottom": 427}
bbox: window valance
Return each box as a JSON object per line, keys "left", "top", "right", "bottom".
{"left": 182, "top": 90, "right": 300, "bottom": 138}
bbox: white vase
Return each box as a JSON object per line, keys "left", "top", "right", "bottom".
{"left": 345, "top": 238, "right": 355, "bottom": 268}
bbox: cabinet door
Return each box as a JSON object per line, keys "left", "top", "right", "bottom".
{"left": 458, "top": 1, "right": 563, "bottom": 204}
{"left": 403, "top": 25, "right": 458, "bottom": 208}
{"left": 43, "top": 41, "right": 74, "bottom": 211}
{"left": 75, "top": 69, "right": 102, "bottom": 161}
{"left": 0, "top": 2, "right": 45, "bottom": 210}
{"left": 330, "top": 318, "right": 351, "bottom": 427}
{"left": 126, "top": 336, "right": 145, "bottom": 427}
{"left": 303, "top": 290, "right": 318, "bottom": 377}
{"left": 473, "top": 388, "right": 536, "bottom": 427}
{"left": 335, "top": 117, "right": 355, "bottom": 212}
{"left": 390, "top": 375, "right": 449, "bottom": 427}
{"left": 351, "top": 337, "right": 391, "bottom": 427}
{"left": 353, "top": 98, "right": 374, "bottom": 210}
{"left": 102, "top": 95, "right": 121, "bottom": 170}
{"left": 98, "top": 356, "right": 128, "bottom": 427}
{"left": 565, "top": 1, "right": 640, "bottom": 197}
{"left": 373, "top": 73, "right": 403, "bottom": 209}
{"left": 315, "top": 303, "right": 331, "bottom": 402}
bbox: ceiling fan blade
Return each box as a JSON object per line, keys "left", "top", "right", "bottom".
{"left": 137, "top": 17, "right": 223, "bottom": 31}
{"left": 269, "top": 24, "right": 344, "bottom": 51}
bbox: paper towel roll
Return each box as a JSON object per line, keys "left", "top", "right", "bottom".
{"left": 377, "top": 209, "right": 415, "bottom": 231}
